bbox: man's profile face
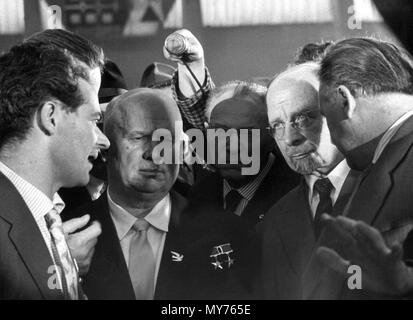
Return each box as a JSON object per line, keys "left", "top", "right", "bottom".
{"left": 53, "top": 67, "right": 110, "bottom": 187}
{"left": 319, "top": 82, "right": 353, "bottom": 154}
{"left": 108, "top": 97, "right": 180, "bottom": 197}
{"left": 207, "top": 93, "right": 273, "bottom": 183}
{"left": 267, "top": 76, "right": 341, "bottom": 175}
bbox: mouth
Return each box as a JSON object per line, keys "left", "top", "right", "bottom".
{"left": 291, "top": 152, "right": 312, "bottom": 160}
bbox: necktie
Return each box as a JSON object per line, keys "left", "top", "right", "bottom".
{"left": 128, "top": 219, "right": 156, "bottom": 300}
{"left": 45, "top": 207, "right": 79, "bottom": 300}
{"left": 313, "top": 178, "right": 334, "bottom": 239}
{"left": 225, "top": 189, "right": 243, "bottom": 214}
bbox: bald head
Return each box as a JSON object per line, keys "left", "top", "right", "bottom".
{"left": 104, "top": 88, "right": 182, "bottom": 143}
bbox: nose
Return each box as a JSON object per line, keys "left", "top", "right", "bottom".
{"left": 142, "top": 139, "right": 157, "bottom": 161}
{"left": 96, "top": 126, "right": 110, "bottom": 150}
{"left": 283, "top": 123, "right": 305, "bottom": 147}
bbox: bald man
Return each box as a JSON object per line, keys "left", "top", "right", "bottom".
{"left": 67, "top": 88, "right": 251, "bottom": 299}
{"left": 255, "top": 62, "right": 359, "bottom": 299}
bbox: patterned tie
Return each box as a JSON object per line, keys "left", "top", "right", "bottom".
{"left": 45, "top": 207, "right": 79, "bottom": 300}
{"left": 128, "top": 219, "right": 156, "bottom": 300}
{"left": 313, "top": 178, "right": 334, "bottom": 239}
{"left": 225, "top": 189, "right": 243, "bottom": 214}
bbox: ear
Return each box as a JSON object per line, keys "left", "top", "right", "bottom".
{"left": 337, "top": 85, "right": 357, "bottom": 119}
{"left": 37, "top": 100, "right": 62, "bottom": 136}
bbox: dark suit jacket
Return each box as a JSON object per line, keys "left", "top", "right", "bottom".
{"left": 189, "top": 153, "right": 300, "bottom": 227}
{"left": 0, "top": 172, "right": 64, "bottom": 300}
{"left": 65, "top": 190, "right": 251, "bottom": 300}
{"left": 303, "top": 116, "right": 413, "bottom": 300}
{"left": 256, "top": 170, "right": 359, "bottom": 300}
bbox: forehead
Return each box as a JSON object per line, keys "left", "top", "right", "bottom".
{"left": 209, "top": 97, "right": 266, "bottom": 128}
{"left": 267, "top": 78, "right": 319, "bottom": 121}
{"left": 77, "top": 76, "right": 100, "bottom": 114}
{"left": 117, "top": 97, "right": 176, "bottom": 133}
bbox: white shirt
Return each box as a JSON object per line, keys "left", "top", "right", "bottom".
{"left": 304, "top": 160, "right": 351, "bottom": 218}
{"left": 373, "top": 109, "right": 413, "bottom": 164}
{"left": 107, "top": 189, "right": 170, "bottom": 289}
{"left": 0, "top": 161, "right": 65, "bottom": 265}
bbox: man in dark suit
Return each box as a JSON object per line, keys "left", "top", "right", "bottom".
{"left": 256, "top": 60, "right": 359, "bottom": 299}
{"left": 67, "top": 88, "right": 251, "bottom": 299}
{"left": 163, "top": 30, "right": 300, "bottom": 227}
{"left": 304, "top": 37, "right": 413, "bottom": 299}
{"left": 0, "top": 30, "right": 109, "bottom": 299}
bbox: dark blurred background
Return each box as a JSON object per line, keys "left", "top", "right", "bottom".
{"left": 0, "top": 0, "right": 401, "bottom": 87}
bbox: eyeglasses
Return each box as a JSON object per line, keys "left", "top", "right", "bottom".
{"left": 267, "top": 110, "right": 320, "bottom": 140}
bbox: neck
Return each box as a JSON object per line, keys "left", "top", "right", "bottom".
{"left": 0, "top": 141, "right": 56, "bottom": 199}
{"left": 355, "top": 94, "right": 413, "bottom": 148}
{"left": 108, "top": 182, "right": 167, "bottom": 218}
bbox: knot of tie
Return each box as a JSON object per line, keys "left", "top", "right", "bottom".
{"left": 314, "top": 178, "right": 333, "bottom": 197}
{"left": 133, "top": 219, "right": 150, "bottom": 232}
{"left": 45, "top": 206, "right": 62, "bottom": 229}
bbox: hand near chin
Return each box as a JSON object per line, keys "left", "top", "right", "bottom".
{"left": 63, "top": 214, "right": 102, "bottom": 276}
{"left": 316, "top": 214, "right": 413, "bottom": 297}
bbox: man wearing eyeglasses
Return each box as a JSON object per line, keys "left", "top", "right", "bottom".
{"left": 255, "top": 61, "right": 359, "bottom": 299}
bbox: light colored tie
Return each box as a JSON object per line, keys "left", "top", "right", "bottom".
{"left": 128, "top": 219, "right": 156, "bottom": 300}
{"left": 45, "top": 207, "right": 79, "bottom": 300}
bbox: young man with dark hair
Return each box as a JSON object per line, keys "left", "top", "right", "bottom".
{"left": 0, "top": 30, "right": 109, "bottom": 300}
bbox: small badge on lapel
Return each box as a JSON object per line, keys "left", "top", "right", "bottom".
{"left": 210, "top": 243, "right": 234, "bottom": 270}
{"left": 171, "top": 251, "right": 184, "bottom": 262}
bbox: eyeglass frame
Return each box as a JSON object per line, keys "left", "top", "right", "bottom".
{"left": 266, "top": 109, "right": 321, "bottom": 140}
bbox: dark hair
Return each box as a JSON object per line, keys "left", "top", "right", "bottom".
{"left": 294, "top": 41, "right": 333, "bottom": 65}
{"left": 24, "top": 29, "right": 104, "bottom": 70}
{"left": 0, "top": 43, "right": 91, "bottom": 148}
{"left": 319, "top": 37, "right": 413, "bottom": 97}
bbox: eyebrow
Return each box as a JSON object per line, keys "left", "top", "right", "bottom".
{"left": 271, "top": 107, "right": 318, "bottom": 124}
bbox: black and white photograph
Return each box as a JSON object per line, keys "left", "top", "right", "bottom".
{"left": 0, "top": 0, "right": 413, "bottom": 308}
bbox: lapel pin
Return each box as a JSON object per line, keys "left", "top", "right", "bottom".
{"left": 210, "top": 243, "right": 234, "bottom": 270}
{"left": 171, "top": 251, "right": 184, "bottom": 262}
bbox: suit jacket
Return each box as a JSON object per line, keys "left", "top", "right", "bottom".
{"left": 256, "top": 170, "right": 359, "bottom": 300}
{"left": 189, "top": 153, "right": 300, "bottom": 227}
{"left": 303, "top": 116, "right": 413, "bottom": 300}
{"left": 0, "top": 172, "right": 64, "bottom": 300}
{"left": 65, "top": 190, "right": 251, "bottom": 300}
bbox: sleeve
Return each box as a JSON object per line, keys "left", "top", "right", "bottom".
{"left": 171, "top": 67, "right": 215, "bottom": 129}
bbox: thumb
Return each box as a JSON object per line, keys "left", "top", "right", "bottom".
{"left": 316, "top": 246, "right": 350, "bottom": 275}
{"left": 63, "top": 214, "right": 90, "bottom": 234}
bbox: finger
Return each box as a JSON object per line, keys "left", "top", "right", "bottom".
{"left": 316, "top": 246, "right": 350, "bottom": 275}
{"left": 71, "top": 221, "right": 102, "bottom": 244}
{"left": 63, "top": 215, "right": 90, "bottom": 234}
{"left": 354, "top": 222, "right": 391, "bottom": 256}
{"left": 332, "top": 216, "right": 360, "bottom": 237}
{"left": 390, "top": 242, "right": 404, "bottom": 261}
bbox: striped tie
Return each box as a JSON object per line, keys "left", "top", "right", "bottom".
{"left": 45, "top": 207, "right": 79, "bottom": 300}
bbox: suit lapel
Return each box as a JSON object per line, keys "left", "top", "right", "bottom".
{"left": 154, "top": 191, "right": 187, "bottom": 299}
{"left": 346, "top": 117, "right": 413, "bottom": 226}
{"left": 0, "top": 172, "right": 63, "bottom": 300}
{"left": 274, "top": 181, "right": 315, "bottom": 275}
{"left": 86, "top": 193, "right": 135, "bottom": 299}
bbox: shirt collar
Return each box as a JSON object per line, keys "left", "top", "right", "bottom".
{"left": 305, "top": 159, "right": 351, "bottom": 200}
{"left": 223, "top": 153, "right": 275, "bottom": 201}
{"left": 373, "top": 109, "right": 413, "bottom": 164}
{"left": 107, "top": 187, "right": 170, "bottom": 241}
{"left": 0, "top": 161, "right": 65, "bottom": 223}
